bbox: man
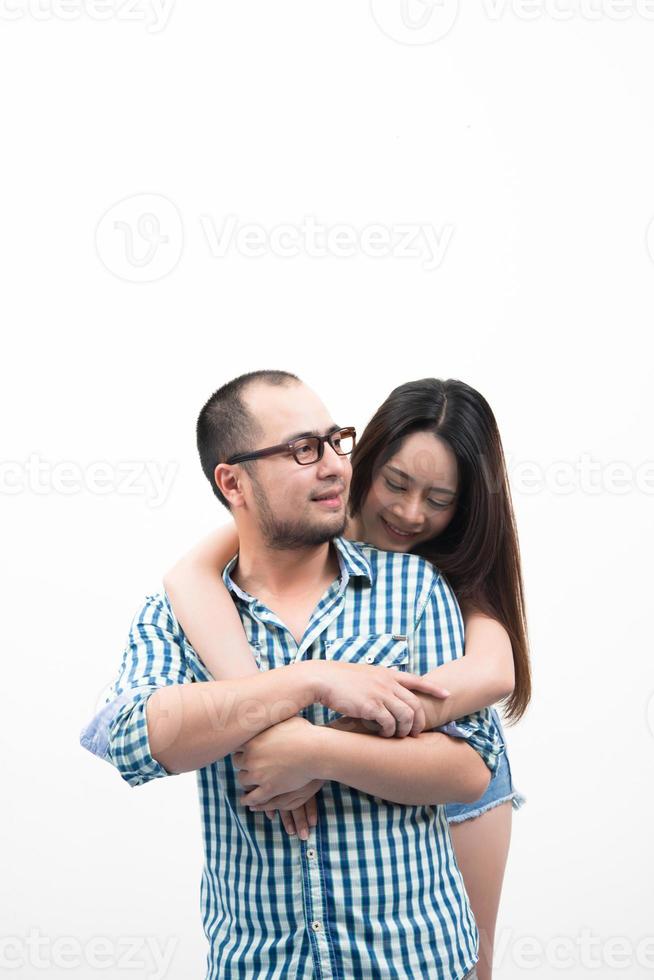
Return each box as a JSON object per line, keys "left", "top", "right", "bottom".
{"left": 80, "top": 370, "right": 501, "bottom": 979}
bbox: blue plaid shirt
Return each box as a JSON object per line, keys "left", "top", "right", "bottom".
{"left": 80, "top": 536, "right": 502, "bottom": 980}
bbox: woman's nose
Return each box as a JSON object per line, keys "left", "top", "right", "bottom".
{"left": 392, "top": 496, "right": 425, "bottom": 529}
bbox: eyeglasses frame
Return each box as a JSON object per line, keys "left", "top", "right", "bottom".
{"left": 224, "top": 426, "right": 357, "bottom": 467}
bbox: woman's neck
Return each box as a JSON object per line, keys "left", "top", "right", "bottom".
{"left": 343, "top": 513, "right": 363, "bottom": 542}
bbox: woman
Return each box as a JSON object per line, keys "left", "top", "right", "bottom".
{"left": 164, "top": 378, "right": 531, "bottom": 980}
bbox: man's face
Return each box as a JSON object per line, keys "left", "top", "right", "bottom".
{"left": 237, "top": 382, "right": 352, "bottom": 549}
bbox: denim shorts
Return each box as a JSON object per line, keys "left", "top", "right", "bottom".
{"left": 445, "top": 707, "right": 526, "bottom": 824}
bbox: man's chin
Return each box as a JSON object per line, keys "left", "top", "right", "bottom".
{"left": 306, "top": 512, "right": 347, "bottom": 544}
{"left": 263, "top": 511, "right": 347, "bottom": 549}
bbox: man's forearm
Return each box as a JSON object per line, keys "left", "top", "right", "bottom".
{"left": 146, "top": 662, "right": 317, "bottom": 774}
{"left": 311, "top": 726, "right": 490, "bottom": 806}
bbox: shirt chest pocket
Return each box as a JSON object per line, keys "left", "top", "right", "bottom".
{"left": 323, "top": 633, "right": 411, "bottom": 672}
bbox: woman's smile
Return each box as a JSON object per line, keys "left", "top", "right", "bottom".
{"left": 380, "top": 514, "right": 422, "bottom": 542}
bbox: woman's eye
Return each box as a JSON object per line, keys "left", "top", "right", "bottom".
{"left": 385, "top": 480, "right": 405, "bottom": 492}
{"left": 428, "top": 500, "right": 450, "bottom": 510}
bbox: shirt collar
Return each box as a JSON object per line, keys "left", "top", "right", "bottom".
{"left": 222, "top": 535, "right": 372, "bottom": 604}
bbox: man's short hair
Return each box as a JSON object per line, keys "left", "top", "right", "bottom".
{"left": 197, "top": 370, "right": 301, "bottom": 508}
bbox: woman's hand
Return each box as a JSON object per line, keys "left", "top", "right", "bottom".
{"left": 308, "top": 660, "right": 450, "bottom": 738}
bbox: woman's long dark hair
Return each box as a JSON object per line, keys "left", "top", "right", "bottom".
{"left": 349, "top": 378, "right": 531, "bottom": 723}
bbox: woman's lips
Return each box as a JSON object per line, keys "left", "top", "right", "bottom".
{"left": 380, "top": 515, "right": 420, "bottom": 540}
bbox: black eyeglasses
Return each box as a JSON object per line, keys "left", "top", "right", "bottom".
{"left": 225, "top": 426, "right": 356, "bottom": 466}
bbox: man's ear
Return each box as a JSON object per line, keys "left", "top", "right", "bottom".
{"left": 214, "top": 463, "right": 247, "bottom": 508}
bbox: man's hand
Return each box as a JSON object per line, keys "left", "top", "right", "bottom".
{"left": 234, "top": 715, "right": 320, "bottom": 806}
{"left": 255, "top": 779, "right": 325, "bottom": 839}
{"left": 247, "top": 712, "right": 379, "bottom": 838}
{"left": 257, "top": 779, "right": 326, "bottom": 817}
{"left": 251, "top": 712, "right": 387, "bottom": 837}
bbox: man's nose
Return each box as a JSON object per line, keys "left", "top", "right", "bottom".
{"left": 316, "top": 441, "right": 351, "bottom": 481}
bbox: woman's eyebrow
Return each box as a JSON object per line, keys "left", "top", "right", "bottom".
{"left": 386, "top": 464, "right": 456, "bottom": 495}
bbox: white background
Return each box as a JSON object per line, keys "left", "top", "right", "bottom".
{"left": 2, "top": 1, "right": 653, "bottom": 977}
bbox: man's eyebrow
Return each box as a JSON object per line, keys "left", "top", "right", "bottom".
{"left": 283, "top": 423, "right": 341, "bottom": 443}
{"left": 386, "top": 464, "right": 456, "bottom": 496}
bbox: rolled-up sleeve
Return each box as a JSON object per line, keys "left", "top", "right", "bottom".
{"left": 412, "top": 571, "right": 504, "bottom": 777}
{"left": 79, "top": 593, "right": 194, "bottom": 788}
{"left": 436, "top": 715, "right": 504, "bottom": 777}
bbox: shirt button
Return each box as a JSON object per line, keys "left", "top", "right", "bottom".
{"left": 307, "top": 848, "right": 316, "bottom": 859}
{"left": 311, "top": 921, "right": 322, "bottom": 932}
{"left": 365, "top": 655, "right": 375, "bottom": 663}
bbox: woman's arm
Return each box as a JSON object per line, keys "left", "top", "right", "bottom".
{"left": 163, "top": 524, "right": 259, "bottom": 681}
{"left": 414, "top": 606, "right": 516, "bottom": 731}
{"left": 258, "top": 612, "right": 512, "bottom": 834}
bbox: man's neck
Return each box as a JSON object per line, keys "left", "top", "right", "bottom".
{"left": 232, "top": 535, "right": 341, "bottom": 601}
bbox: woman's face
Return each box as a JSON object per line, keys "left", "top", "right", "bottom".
{"left": 357, "top": 431, "right": 458, "bottom": 552}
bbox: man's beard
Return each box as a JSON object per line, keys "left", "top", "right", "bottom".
{"left": 252, "top": 477, "right": 347, "bottom": 549}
